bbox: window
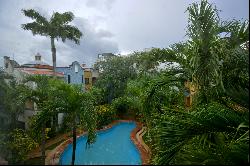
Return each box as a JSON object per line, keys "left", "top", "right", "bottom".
{"left": 75, "top": 65, "right": 78, "bottom": 73}
{"left": 68, "top": 75, "right": 71, "bottom": 83}
{"left": 92, "top": 77, "right": 97, "bottom": 84}
{"left": 82, "top": 75, "right": 84, "bottom": 83}
{"left": 85, "top": 78, "right": 89, "bottom": 84}
{"left": 35, "top": 56, "right": 41, "bottom": 61}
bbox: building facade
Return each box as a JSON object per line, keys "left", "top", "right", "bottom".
{"left": 81, "top": 63, "right": 99, "bottom": 91}
{"left": 56, "top": 61, "right": 84, "bottom": 88}
{"left": 3, "top": 53, "right": 64, "bottom": 130}
{"left": 83, "top": 68, "right": 92, "bottom": 91}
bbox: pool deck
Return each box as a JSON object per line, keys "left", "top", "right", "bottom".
{"left": 45, "top": 120, "right": 151, "bottom": 165}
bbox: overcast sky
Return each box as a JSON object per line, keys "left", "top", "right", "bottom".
{"left": 0, "top": 0, "right": 248, "bottom": 67}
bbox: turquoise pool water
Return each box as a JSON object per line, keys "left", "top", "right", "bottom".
{"left": 60, "top": 122, "right": 142, "bottom": 165}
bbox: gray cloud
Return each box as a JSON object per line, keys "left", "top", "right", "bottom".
{"left": 105, "top": 0, "right": 249, "bottom": 54}
{"left": 0, "top": 0, "right": 249, "bottom": 67}
{"left": 96, "top": 29, "right": 114, "bottom": 38}
{"left": 86, "top": 0, "right": 115, "bottom": 10}
{"left": 55, "top": 17, "right": 118, "bottom": 66}
{"left": 0, "top": 0, "right": 119, "bottom": 67}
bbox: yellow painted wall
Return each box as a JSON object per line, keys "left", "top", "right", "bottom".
{"left": 184, "top": 81, "right": 198, "bottom": 107}
{"left": 84, "top": 70, "right": 92, "bottom": 91}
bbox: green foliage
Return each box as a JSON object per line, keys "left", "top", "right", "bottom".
{"left": 125, "top": 74, "right": 158, "bottom": 120}
{"left": 133, "top": 1, "right": 249, "bottom": 165}
{"left": 186, "top": 0, "right": 226, "bottom": 103}
{"left": 15, "top": 1, "right": 247, "bottom": 165}
{"left": 94, "top": 55, "right": 137, "bottom": 103}
{"left": 88, "top": 86, "right": 105, "bottom": 106}
{"left": 150, "top": 102, "right": 249, "bottom": 165}
{"left": 23, "top": 75, "right": 60, "bottom": 130}
{"left": 132, "top": 46, "right": 191, "bottom": 77}
{"left": 47, "top": 127, "right": 56, "bottom": 138}
{"left": 111, "top": 97, "right": 131, "bottom": 117}
{"left": 0, "top": 77, "right": 26, "bottom": 130}
{"left": 27, "top": 115, "right": 52, "bottom": 143}
{"left": 0, "top": 130, "right": 9, "bottom": 160}
{"left": 3, "top": 129, "right": 38, "bottom": 164}
{"left": 22, "top": 76, "right": 66, "bottom": 164}
{"left": 184, "top": 0, "right": 249, "bottom": 105}
{"left": 141, "top": 72, "right": 185, "bottom": 124}
{"left": 95, "top": 105, "right": 116, "bottom": 129}
{"left": 51, "top": 82, "right": 97, "bottom": 145}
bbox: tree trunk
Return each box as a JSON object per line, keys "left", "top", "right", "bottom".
{"left": 55, "top": 114, "right": 59, "bottom": 132}
{"left": 71, "top": 117, "right": 76, "bottom": 165}
{"left": 51, "top": 37, "right": 56, "bottom": 76}
{"left": 51, "top": 115, "right": 57, "bottom": 133}
{"left": 10, "top": 113, "right": 16, "bottom": 130}
{"left": 41, "top": 123, "right": 46, "bottom": 165}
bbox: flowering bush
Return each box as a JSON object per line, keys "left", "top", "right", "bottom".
{"left": 5, "top": 129, "right": 38, "bottom": 163}
{"left": 96, "top": 105, "right": 116, "bottom": 129}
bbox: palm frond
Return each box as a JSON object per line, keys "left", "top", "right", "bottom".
{"left": 59, "top": 25, "right": 82, "bottom": 44}
{"left": 50, "top": 11, "right": 74, "bottom": 26}
{"left": 226, "top": 86, "right": 249, "bottom": 109}
{"left": 151, "top": 102, "right": 249, "bottom": 165}
{"left": 21, "top": 22, "right": 49, "bottom": 36}
{"left": 21, "top": 9, "right": 49, "bottom": 25}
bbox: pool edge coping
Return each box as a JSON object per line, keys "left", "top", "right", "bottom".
{"left": 45, "top": 120, "right": 151, "bottom": 165}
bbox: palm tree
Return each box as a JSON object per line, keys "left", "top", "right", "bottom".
{"left": 21, "top": 9, "right": 82, "bottom": 74}
{"left": 219, "top": 20, "right": 249, "bottom": 108}
{"left": 151, "top": 101, "right": 249, "bottom": 165}
{"left": 186, "top": 0, "right": 226, "bottom": 104}
{"left": 145, "top": 0, "right": 249, "bottom": 164}
{"left": 23, "top": 75, "right": 57, "bottom": 165}
{"left": 53, "top": 82, "right": 97, "bottom": 165}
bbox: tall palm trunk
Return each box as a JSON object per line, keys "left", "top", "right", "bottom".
{"left": 41, "top": 123, "right": 46, "bottom": 165}
{"left": 51, "top": 37, "right": 56, "bottom": 76}
{"left": 71, "top": 116, "right": 77, "bottom": 165}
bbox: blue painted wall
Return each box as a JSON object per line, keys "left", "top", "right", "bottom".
{"left": 56, "top": 61, "right": 84, "bottom": 89}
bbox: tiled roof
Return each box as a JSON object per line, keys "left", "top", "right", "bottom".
{"left": 19, "top": 64, "right": 53, "bottom": 70}
{"left": 24, "top": 60, "right": 49, "bottom": 66}
{"left": 20, "top": 69, "right": 64, "bottom": 77}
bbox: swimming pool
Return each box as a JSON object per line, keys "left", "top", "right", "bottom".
{"left": 59, "top": 121, "right": 142, "bottom": 165}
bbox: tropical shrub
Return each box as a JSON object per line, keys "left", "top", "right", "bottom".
{"left": 46, "top": 127, "right": 56, "bottom": 139}
{"left": 27, "top": 116, "right": 51, "bottom": 142}
{"left": 111, "top": 96, "right": 140, "bottom": 119}
{"left": 95, "top": 105, "right": 116, "bottom": 129}
{"left": 0, "top": 130, "right": 9, "bottom": 162}
{"left": 94, "top": 56, "right": 137, "bottom": 104}
{"left": 57, "top": 115, "right": 72, "bottom": 133}
{"left": 150, "top": 102, "right": 249, "bottom": 165}
{"left": 3, "top": 129, "right": 38, "bottom": 164}
{"left": 111, "top": 97, "right": 130, "bottom": 116}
